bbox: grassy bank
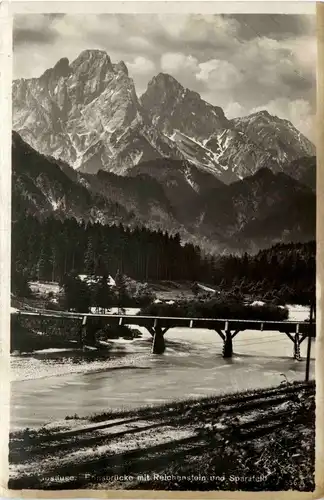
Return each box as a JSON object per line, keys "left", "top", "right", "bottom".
{"left": 9, "top": 381, "right": 315, "bottom": 491}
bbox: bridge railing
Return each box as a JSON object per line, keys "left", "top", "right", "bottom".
{"left": 11, "top": 310, "right": 316, "bottom": 336}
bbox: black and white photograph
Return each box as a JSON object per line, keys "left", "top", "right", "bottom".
{"left": 8, "top": 7, "right": 317, "bottom": 492}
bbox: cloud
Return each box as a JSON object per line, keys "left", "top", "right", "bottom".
{"left": 221, "top": 33, "right": 316, "bottom": 112}
{"left": 165, "top": 14, "right": 240, "bottom": 46}
{"left": 127, "top": 56, "right": 155, "bottom": 75}
{"left": 230, "top": 14, "right": 315, "bottom": 41}
{"left": 126, "top": 56, "right": 156, "bottom": 94}
{"left": 13, "top": 14, "right": 61, "bottom": 46}
{"left": 13, "top": 13, "right": 316, "bottom": 139}
{"left": 197, "top": 59, "right": 243, "bottom": 90}
{"left": 224, "top": 102, "right": 246, "bottom": 119}
{"left": 161, "top": 53, "right": 198, "bottom": 74}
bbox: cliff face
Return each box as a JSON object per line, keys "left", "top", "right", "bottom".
{"left": 141, "top": 75, "right": 315, "bottom": 182}
{"left": 13, "top": 50, "right": 182, "bottom": 175}
{"left": 12, "top": 49, "right": 316, "bottom": 252}
{"left": 13, "top": 49, "right": 315, "bottom": 183}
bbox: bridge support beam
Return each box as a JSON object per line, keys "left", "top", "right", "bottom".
{"left": 294, "top": 332, "right": 301, "bottom": 361}
{"left": 152, "top": 328, "right": 165, "bottom": 354}
{"left": 80, "top": 317, "right": 102, "bottom": 347}
{"left": 216, "top": 328, "right": 240, "bottom": 358}
{"left": 282, "top": 330, "right": 302, "bottom": 360}
{"left": 223, "top": 329, "right": 233, "bottom": 358}
{"left": 147, "top": 326, "right": 168, "bottom": 354}
{"left": 85, "top": 323, "right": 97, "bottom": 346}
{"left": 79, "top": 316, "right": 87, "bottom": 347}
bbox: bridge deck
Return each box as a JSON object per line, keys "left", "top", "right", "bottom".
{"left": 11, "top": 310, "right": 316, "bottom": 336}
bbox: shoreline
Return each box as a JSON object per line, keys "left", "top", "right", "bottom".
{"left": 10, "top": 332, "right": 152, "bottom": 382}
{"left": 9, "top": 380, "right": 315, "bottom": 491}
{"left": 10, "top": 302, "right": 311, "bottom": 383}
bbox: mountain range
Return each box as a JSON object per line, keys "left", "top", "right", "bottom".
{"left": 12, "top": 129, "right": 315, "bottom": 254}
{"left": 13, "top": 49, "right": 315, "bottom": 185}
{"left": 12, "top": 49, "right": 316, "bottom": 253}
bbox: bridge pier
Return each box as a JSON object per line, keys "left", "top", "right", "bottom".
{"left": 223, "top": 329, "right": 233, "bottom": 358}
{"left": 152, "top": 327, "right": 165, "bottom": 354}
{"left": 147, "top": 326, "right": 169, "bottom": 354}
{"left": 294, "top": 332, "right": 301, "bottom": 361}
{"left": 12, "top": 312, "right": 315, "bottom": 363}
{"left": 215, "top": 328, "right": 240, "bottom": 358}
{"left": 282, "top": 328, "right": 302, "bottom": 361}
{"left": 79, "top": 317, "right": 103, "bottom": 347}
{"left": 85, "top": 322, "right": 97, "bottom": 346}
{"left": 79, "top": 316, "right": 87, "bottom": 346}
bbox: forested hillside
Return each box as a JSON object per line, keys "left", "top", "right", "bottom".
{"left": 12, "top": 211, "right": 315, "bottom": 305}
{"left": 212, "top": 242, "right": 315, "bottom": 304}
{"left": 12, "top": 214, "right": 205, "bottom": 284}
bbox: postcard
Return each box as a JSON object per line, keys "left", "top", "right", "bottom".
{"left": 0, "top": 1, "right": 322, "bottom": 497}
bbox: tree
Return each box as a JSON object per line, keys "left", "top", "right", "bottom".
{"left": 36, "top": 247, "right": 46, "bottom": 281}
{"left": 114, "top": 270, "right": 128, "bottom": 313}
{"left": 84, "top": 238, "right": 95, "bottom": 276}
{"left": 93, "top": 275, "right": 113, "bottom": 313}
{"left": 61, "top": 273, "right": 91, "bottom": 313}
{"left": 77, "top": 279, "right": 92, "bottom": 313}
{"left": 50, "top": 247, "right": 57, "bottom": 282}
{"left": 11, "top": 201, "right": 316, "bottom": 303}
{"left": 11, "top": 266, "right": 31, "bottom": 298}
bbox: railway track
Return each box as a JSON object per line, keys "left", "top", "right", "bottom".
{"left": 9, "top": 382, "right": 314, "bottom": 490}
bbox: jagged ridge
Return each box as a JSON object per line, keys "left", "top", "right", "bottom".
{"left": 13, "top": 49, "right": 315, "bottom": 184}
{"left": 12, "top": 131, "right": 315, "bottom": 253}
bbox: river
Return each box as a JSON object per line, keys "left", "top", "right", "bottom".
{"left": 10, "top": 305, "right": 315, "bottom": 430}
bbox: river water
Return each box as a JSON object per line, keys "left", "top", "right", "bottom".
{"left": 10, "top": 306, "right": 315, "bottom": 430}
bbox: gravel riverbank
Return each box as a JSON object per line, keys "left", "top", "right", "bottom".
{"left": 9, "top": 380, "right": 315, "bottom": 491}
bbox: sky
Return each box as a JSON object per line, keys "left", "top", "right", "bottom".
{"left": 13, "top": 13, "right": 316, "bottom": 140}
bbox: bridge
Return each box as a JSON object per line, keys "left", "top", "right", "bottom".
{"left": 11, "top": 309, "right": 316, "bottom": 359}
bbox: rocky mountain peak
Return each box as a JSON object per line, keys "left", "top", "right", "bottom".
{"left": 69, "top": 49, "right": 114, "bottom": 86}
{"left": 13, "top": 49, "right": 316, "bottom": 185}
{"left": 231, "top": 110, "right": 315, "bottom": 164}
{"left": 114, "top": 60, "right": 129, "bottom": 76}
{"left": 148, "top": 72, "right": 184, "bottom": 92}
{"left": 141, "top": 72, "right": 228, "bottom": 143}
{"left": 250, "top": 109, "right": 272, "bottom": 119}
{"left": 231, "top": 110, "right": 281, "bottom": 130}
{"left": 232, "top": 109, "right": 289, "bottom": 129}
{"left": 71, "top": 49, "right": 112, "bottom": 69}
{"left": 39, "top": 57, "right": 71, "bottom": 84}
{"left": 53, "top": 57, "right": 70, "bottom": 76}
{"left": 12, "top": 50, "right": 182, "bottom": 175}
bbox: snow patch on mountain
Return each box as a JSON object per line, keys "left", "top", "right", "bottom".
{"left": 165, "top": 130, "right": 231, "bottom": 177}
{"left": 13, "top": 50, "right": 315, "bottom": 183}
{"left": 184, "top": 165, "right": 199, "bottom": 192}
{"left": 50, "top": 198, "right": 59, "bottom": 211}
{"left": 13, "top": 51, "right": 182, "bottom": 175}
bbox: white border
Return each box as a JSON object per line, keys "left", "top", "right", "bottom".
{"left": 0, "top": 2, "right": 320, "bottom": 499}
